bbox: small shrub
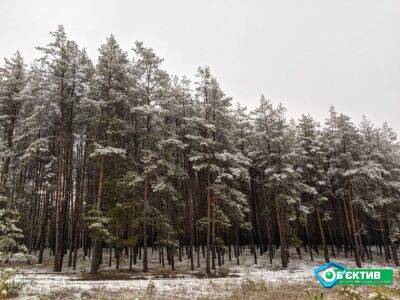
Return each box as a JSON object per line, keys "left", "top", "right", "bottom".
{"left": 194, "top": 271, "right": 206, "bottom": 278}
{"left": 338, "top": 286, "right": 362, "bottom": 300}
{"left": 216, "top": 266, "right": 230, "bottom": 277}
{"left": 0, "top": 268, "right": 23, "bottom": 298}
{"left": 305, "top": 288, "right": 325, "bottom": 300}
{"left": 231, "top": 276, "right": 270, "bottom": 298}
{"left": 367, "top": 291, "right": 393, "bottom": 300}
{"left": 146, "top": 281, "right": 156, "bottom": 299}
{"left": 8, "top": 253, "right": 36, "bottom": 266}
{"left": 152, "top": 267, "right": 172, "bottom": 278}
{"left": 395, "top": 270, "right": 400, "bottom": 285}
{"left": 272, "top": 264, "right": 282, "bottom": 271}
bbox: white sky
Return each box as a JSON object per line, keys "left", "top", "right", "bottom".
{"left": 1, "top": 0, "right": 399, "bottom": 132}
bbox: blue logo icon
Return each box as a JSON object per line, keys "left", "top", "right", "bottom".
{"left": 314, "top": 262, "right": 347, "bottom": 288}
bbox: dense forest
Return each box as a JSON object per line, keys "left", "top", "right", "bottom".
{"left": 0, "top": 25, "right": 399, "bottom": 276}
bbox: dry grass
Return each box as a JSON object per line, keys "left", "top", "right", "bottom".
{"left": 78, "top": 269, "right": 136, "bottom": 281}
{"left": 227, "top": 279, "right": 400, "bottom": 300}
{"left": 17, "top": 278, "right": 400, "bottom": 300}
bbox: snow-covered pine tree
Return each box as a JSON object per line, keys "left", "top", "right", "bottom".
{"left": 0, "top": 196, "right": 29, "bottom": 264}
{"left": 250, "top": 96, "right": 304, "bottom": 268}
{"left": 232, "top": 104, "right": 258, "bottom": 264}
{"left": 187, "top": 67, "right": 251, "bottom": 272}
{"left": 33, "top": 25, "right": 96, "bottom": 272}
{"left": 357, "top": 119, "right": 400, "bottom": 266}
{"left": 89, "top": 34, "right": 129, "bottom": 275}
{"left": 323, "top": 107, "right": 363, "bottom": 267}
{"left": 296, "top": 114, "right": 330, "bottom": 262}
{"left": 0, "top": 52, "right": 27, "bottom": 193}
{"left": 130, "top": 41, "right": 170, "bottom": 272}
{"left": 168, "top": 76, "right": 199, "bottom": 270}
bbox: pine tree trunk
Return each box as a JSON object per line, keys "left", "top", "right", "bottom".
{"left": 187, "top": 172, "right": 195, "bottom": 271}
{"left": 295, "top": 211, "right": 302, "bottom": 259}
{"left": 385, "top": 207, "right": 399, "bottom": 266}
{"left": 247, "top": 180, "right": 257, "bottom": 264}
{"left": 205, "top": 172, "right": 211, "bottom": 274}
{"left": 54, "top": 130, "right": 63, "bottom": 272}
{"left": 235, "top": 222, "right": 240, "bottom": 265}
{"left": 276, "top": 195, "right": 288, "bottom": 268}
{"left": 380, "top": 220, "right": 389, "bottom": 262}
{"left": 142, "top": 176, "right": 148, "bottom": 272}
{"left": 90, "top": 155, "right": 105, "bottom": 275}
{"left": 266, "top": 213, "right": 273, "bottom": 264}
{"left": 66, "top": 133, "right": 74, "bottom": 268}
{"left": 38, "top": 190, "right": 50, "bottom": 264}
{"left": 305, "top": 216, "right": 313, "bottom": 261}
{"left": 211, "top": 202, "right": 216, "bottom": 270}
{"left": 73, "top": 140, "right": 86, "bottom": 270}
{"left": 347, "top": 189, "right": 362, "bottom": 268}
{"left": 315, "top": 203, "right": 329, "bottom": 263}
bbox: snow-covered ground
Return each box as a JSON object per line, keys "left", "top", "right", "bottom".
{"left": 5, "top": 247, "right": 400, "bottom": 299}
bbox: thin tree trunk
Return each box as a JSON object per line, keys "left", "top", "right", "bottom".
{"left": 142, "top": 176, "right": 148, "bottom": 272}
{"left": 38, "top": 190, "right": 50, "bottom": 264}
{"left": 315, "top": 204, "right": 329, "bottom": 263}
{"left": 347, "top": 189, "right": 362, "bottom": 268}
{"left": 276, "top": 195, "right": 288, "bottom": 268}
{"left": 54, "top": 130, "right": 63, "bottom": 272}
{"left": 205, "top": 172, "right": 211, "bottom": 274}
{"left": 90, "top": 155, "right": 105, "bottom": 275}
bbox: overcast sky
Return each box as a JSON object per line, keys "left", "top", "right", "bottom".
{"left": 1, "top": 0, "right": 399, "bottom": 131}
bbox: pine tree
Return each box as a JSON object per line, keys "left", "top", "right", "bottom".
{"left": 89, "top": 34, "right": 129, "bottom": 275}
{"left": 251, "top": 97, "right": 304, "bottom": 268}
{"left": 130, "top": 41, "right": 170, "bottom": 272}
{"left": 0, "top": 52, "right": 27, "bottom": 190}
{"left": 323, "top": 107, "right": 363, "bottom": 267}
{"left": 296, "top": 114, "right": 329, "bottom": 262}
{"left": 0, "top": 196, "right": 29, "bottom": 264}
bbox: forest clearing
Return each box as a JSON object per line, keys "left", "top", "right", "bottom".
{"left": 3, "top": 248, "right": 400, "bottom": 299}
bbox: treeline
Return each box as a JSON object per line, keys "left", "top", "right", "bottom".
{"left": 0, "top": 25, "right": 399, "bottom": 275}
